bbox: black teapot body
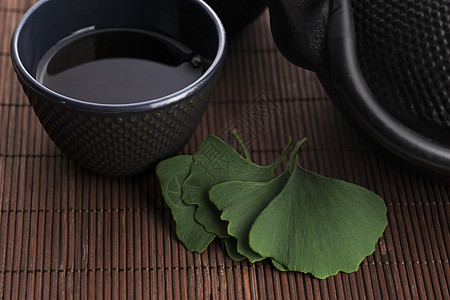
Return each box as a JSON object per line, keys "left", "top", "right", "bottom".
{"left": 267, "top": 0, "right": 450, "bottom": 177}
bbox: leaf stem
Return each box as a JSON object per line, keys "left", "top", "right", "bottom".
{"left": 287, "top": 138, "right": 308, "bottom": 171}
{"left": 269, "top": 137, "right": 293, "bottom": 172}
{"left": 230, "top": 129, "right": 252, "bottom": 160}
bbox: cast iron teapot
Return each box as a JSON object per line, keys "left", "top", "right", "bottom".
{"left": 268, "top": 0, "right": 450, "bottom": 177}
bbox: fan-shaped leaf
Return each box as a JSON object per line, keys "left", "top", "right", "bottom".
{"left": 182, "top": 135, "right": 291, "bottom": 237}
{"left": 210, "top": 172, "right": 290, "bottom": 262}
{"left": 249, "top": 164, "right": 387, "bottom": 279}
{"left": 156, "top": 155, "right": 215, "bottom": 253}
{"left": 224, "top": 238, "right": 245, "bottom": 261}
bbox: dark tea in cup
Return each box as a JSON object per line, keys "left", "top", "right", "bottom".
{"left": 36, "top": 28, "right": 206, "bottom": 104}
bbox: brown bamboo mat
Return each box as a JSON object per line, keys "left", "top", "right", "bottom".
{"left": 1, "top": 1, "right": 449, "bottom": 299}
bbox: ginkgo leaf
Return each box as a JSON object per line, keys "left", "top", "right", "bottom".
{"left": 156, "top": 155, "right": 215, "bottom": 253}
{"left": 271, "top": 260, "right": 288, "bottom": 271}
{"left": 209, "top": 172, "right": 290, "bottom": 262}
{"left": 248, "top": 163, "right": 388, "bottom": 279}
{"left": 224, "top": 238, "right": 245, "bottom": 261}
{"left": 209, "top": 140, "right": 305, "bottom": 262}
{"left": 182, "top": 135, "right": 292, "bottom": 237}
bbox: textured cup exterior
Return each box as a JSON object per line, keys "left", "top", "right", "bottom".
{"left": 18, "top": 76, "right": 213, "bottom": 177}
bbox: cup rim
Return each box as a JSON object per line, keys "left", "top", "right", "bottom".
{"left": 11, "top": 0, "right": 226, "bottom": 112}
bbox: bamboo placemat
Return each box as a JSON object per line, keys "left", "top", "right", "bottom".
{"left": 1, "top": 0, "right": 449, "bottom": 298}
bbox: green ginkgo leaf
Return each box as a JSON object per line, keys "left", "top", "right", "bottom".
{"left": 210, "top": 171, "right": 290, "bottom": 262}
{"left": 209, "top": 140, "right": 305, "bottom": 262}
{"left": 156, "top": 155, "right": 216, "bottom": 253}
{"left": 248, "top": 162, "right": 388, "bottom": 279}
{"left": 182, "top": 135, "right": 292, "bottom": 237}
{"left": 271, "top": 260, "right": 288, "bottom": 271}
{"left": 224, "top": 238, "right": 245, "bottom": 261}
